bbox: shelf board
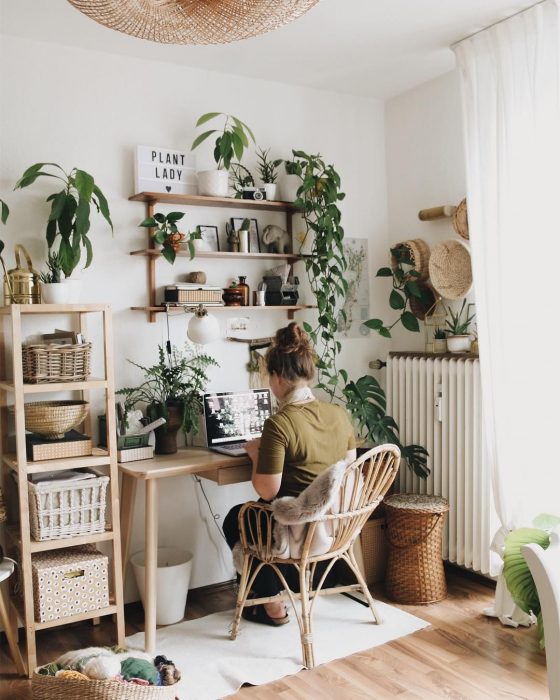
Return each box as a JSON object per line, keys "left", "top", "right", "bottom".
{"left": 131, "top": 305, "right": 316, "bottom": 314}
{"left": 0, "top": 304, "right": 109, "bottom": 315}
{"left": 3, "top": 447, "right": 111, "bottom": 474}
{"left": 129, "top": 191, "right": 297, "bottom": 213}
{"left": 130, "top": 248, "right": 303, "bottom": 262}
{"left": 5, "top": 525, "right": 115, "bottom": 552}
{"left": 35, "top": 604, "right": 118, "bottom": 631}
{"left": 0, "top": 378, "right": 107, "bottom": 394}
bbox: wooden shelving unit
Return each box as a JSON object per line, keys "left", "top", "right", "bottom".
{"left": 129, "top": 192, "right": 312, "bottom": 323}
{"left": 0, "top": 304, "right": 125, "bottom": 676}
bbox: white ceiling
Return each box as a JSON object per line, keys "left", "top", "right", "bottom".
{"left": 0, "top": 0, "right": 536, "bottom": 99}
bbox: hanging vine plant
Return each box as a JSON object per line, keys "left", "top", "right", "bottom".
{"left": 286, "top": 151, "right": 429, "bottom": 478}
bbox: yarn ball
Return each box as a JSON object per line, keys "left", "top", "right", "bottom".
{"left": 55, "top": 669, "right": 90, "bottom": 681}
{"left": 83, "top": 655, "right": 121, "bottom": 680}
{"left": 153, "top": 655, "right": 181, "bottom": 685}
{"left": 121, "top": 657, "right": 158, "bottom": 685}
{"left": 38, "top": 663, "right": 61, "bottom": 676}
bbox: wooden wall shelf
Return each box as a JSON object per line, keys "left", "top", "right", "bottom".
{"left": 129, "top": 191, "right": 297, "bottom": 213}
{"left": 130, "top": 249, "right": 302, "bottom": 262}
{"left": 131, "top": 304, "right": 316, "bottom": 320}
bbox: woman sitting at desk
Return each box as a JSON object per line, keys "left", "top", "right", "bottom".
{"left": 222, "top": 321, "right": 356, "bottom": 626}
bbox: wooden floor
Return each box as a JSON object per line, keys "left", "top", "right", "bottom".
{"left": 0, "top": 569, "right": 548, "bottom": 700}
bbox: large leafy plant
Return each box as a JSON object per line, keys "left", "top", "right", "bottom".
{"left": 14, "top": 163, "right": 112, "bottom": 278}
{"left": 286, "top": 151, "right": 429, "bottom": 478}
{"left": 503, "top": 514, "right": 560, "bottom": 648}
{"left": 191, "top": 113, "right": 255, "bottom": 170}
{"left": 117, "top": 344, "right": 218, "bottom": 436}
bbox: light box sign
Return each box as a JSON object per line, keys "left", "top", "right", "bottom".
{"left": 134, "top": 145, "right": 198, "bottom": 194}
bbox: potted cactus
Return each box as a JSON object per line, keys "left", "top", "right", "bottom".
{"left": 39, "top": 251, "right": 70, "bottom": 304}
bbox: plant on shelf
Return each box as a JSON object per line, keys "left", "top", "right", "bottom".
{"left": 286, "top": 149, "right": 429, "bottom": 478}
{"left": 117, "top": 343, "right": 218, "bottom": 454}
{"left": 39, "top": 251, "right": 70, "bottom": 304}
{"left": 0, "top": 199, "right": 13, "bottom": 301}
{"left": 139, "top": 211, "right": 201, "bottom": 264}
{"left": 503, "top": 514, "right": 560, "bottom": 649}
{"left": 39, "top": 251, "right": 62, "bottom": 284}
{"left": 433, "top": 327, "right": 447, "bottom": 353}
{"left": 256, "top": 147, "right": 283, "bottom": 201}
{"left": 365, "top": 246, "right": 433, "bottom": 338}
{"left": 191, "top": 112, "right": 255, "bottom": 197}
{"left": 445, "top": 299, "right": 475, "bottom": 353}
{"left": 14, "top": 163, "right": 113, "bottom": 278}
{"left": 229, "top": 163, "right": 255, "bottom": 199}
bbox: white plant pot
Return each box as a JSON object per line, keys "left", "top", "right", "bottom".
{"left": 263, "top": 183, "right": 277, "bottom": 201}
{"left": 278, "top": 173, "right": 300, "bottom": 202}
{"left": 433, "top": 338, "right": 447, "bottom": 353}
{"left": 197, "top": 169, "right": 229, "bottom": 198}
{"left": 61, "top": 278, "right": 83, "bottom": 302}
{"left": 192, "top": 237, "right": 210, "bottom": 253}
{"left": 446, "top": 335, "right": 471, "bottom": 353}
{"left": 238, "top": 229, "right": 249, "bottom": 253}
{"left": 40, "top": 282, "right": 71, "bottom": 304}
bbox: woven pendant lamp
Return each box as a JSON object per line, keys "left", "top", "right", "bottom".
{"left": 67, "top": 0, "right": 321, "bottom": 45}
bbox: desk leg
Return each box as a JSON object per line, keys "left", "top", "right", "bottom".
{"left": 120, "top": 474, "right": 137, "bottom": 587}
{"left": 144, "top": 478, "right": 158, "bottom": 654}
{"left": 0, "top": 583, "right": 26, "bottom": 676}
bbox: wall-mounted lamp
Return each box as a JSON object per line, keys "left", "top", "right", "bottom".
{"left": 186, "top": 305, "right": 220, "bottom": 345}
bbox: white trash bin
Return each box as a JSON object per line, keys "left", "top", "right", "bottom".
{"left": 131, "top": 547, "right": 193, "bottom": 626}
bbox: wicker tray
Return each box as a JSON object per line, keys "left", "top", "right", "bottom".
{"left": 28, "top": 471, "right": 109, "bottom": 541}
{"left": 22, "top": 342, "right": 92, "bottom": 383}
{"left": 32, "top": 671, "right": 177, "bottom": 700}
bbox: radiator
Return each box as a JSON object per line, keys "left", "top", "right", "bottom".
{"left": 387, "top": 354, "right": 494, "bottom": 575}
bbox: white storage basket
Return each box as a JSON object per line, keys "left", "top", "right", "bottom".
{"left": 28, "top": 472, "right": 109, "bottom": 541}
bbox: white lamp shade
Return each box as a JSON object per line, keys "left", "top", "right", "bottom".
{"left": 187, "top": 311, "right": 220, "bottom": 344}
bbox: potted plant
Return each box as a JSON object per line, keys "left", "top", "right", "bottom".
{"left": 0, "top": 199, "right": 14, "bottom": 303}
{"left": 14, "top": 163, "right": 113, "bottom": 299}
{"left": 39, "top": 251, "right": 70, "bottom": 304}
{"left": 433, "top": 328, "right": 447, "bottom": 353}
{"left": 445, "top": 299, "right": 475, "bottom": 353}
{"left": 256, "top": 147, "right": 283, "bottom": 201}
{"left": 191, "top": 113, "right": 255, "bottom": 197}
{"left": 139, "top": 211, "right": 201, "bottom": 264}
{"left": 117, "top": 344, "right": 218, "bottom": 454}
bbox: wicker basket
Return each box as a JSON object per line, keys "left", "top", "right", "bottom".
{"left": 384, "top": 494, "right": 449, "bottom": 604}
{"left": 24, "top": 400, "right": 89, "bottom": 439}
{"left": 390, "top": 239, "right": 430, "bottom": 281}
{"left": 360, "top": 516, "right": 388, "bottom": 586}
{"left": 22, "top": 342, "right": 92, "bottom": 383}
{"left": 32, "top": 671, "right": 177, "bottom": 700}
{"left": 428, "top": 240, "right": 473, "bottom": 300}
{"left": 28, "top": 471, "right": 109, "bottom": 541}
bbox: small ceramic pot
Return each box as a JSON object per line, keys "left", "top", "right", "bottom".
{"left": 41, "top": 282, "right": 71, "bottom": 304}
{"left": 263, "top": 183, "right": 277, "bottom": 201}
{"left": 197, "top": 169, "right": 229, "bottom": 197}
{"left": 446, "top": 335, "right": 471, "bottom": 353}
{"left": 433, "top": 338, "right": 447, "bottom": 353}
{"left": 278, "top": 173, "right": 300, "bottom": 202}
{"left": 61, "top": 277, "right": 83, "bottom": 301}
{"left": 238, "top": 230, "right": 249, "bottom": 253}
{"left": 222, "top": 287, "right": 245, "bottom": 306}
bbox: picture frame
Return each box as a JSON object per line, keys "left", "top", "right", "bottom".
{"left": 231, "top": 217, "right": 260, "bottom": 253}
{"left": 196, "top": 225, "right": 220, "bottom": 252}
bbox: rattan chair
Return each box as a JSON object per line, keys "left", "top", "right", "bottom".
{"left": 230, "top": 444, "right": 401, "bottom": 669}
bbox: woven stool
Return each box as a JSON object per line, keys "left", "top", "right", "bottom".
{"left": 384, "top": 494, "right": 449, "bottom": 604}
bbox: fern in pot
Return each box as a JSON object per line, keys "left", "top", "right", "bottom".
{"left": 39, "top": 252, "right": 70, "bottom": 304}
{"left": 445, "top": 300, "right": 475, "bottom": 353}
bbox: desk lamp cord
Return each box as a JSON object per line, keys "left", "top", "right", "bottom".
{"left": 192, "top": 475, "right": 228, "bottom": 544}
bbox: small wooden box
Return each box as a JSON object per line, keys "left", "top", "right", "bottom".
{"left": 26, "top": 430, "right": 92, "bottom": 461}
{"left": 32, "top": 546, "right": 109, "bottom": 623}
{"left": 117, "top": 445, "right": 154, "bottom": 463}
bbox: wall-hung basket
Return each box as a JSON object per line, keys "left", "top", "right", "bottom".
{"left": 409, "top": 283, "right": 438, "bottom": 320}
{"left": 428, "top": 239, "right": 473, "bottom": 300}
{"left": 453, "top": 198, "right": 469, "bottom": 240}
{"left": 390, "top": 239, "right": 430, "bottom": 281}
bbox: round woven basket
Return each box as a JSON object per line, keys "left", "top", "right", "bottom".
{"left": 24, "top": 400, "right": 89, "bottom": 439}
{"left": 428, "top": 239, "right": 473, "bottom": 300}
{"left": 390, "top": 239, "right": 430, "bottom": 281}
{"left": 409, "top": 283, "right": 438, "bottom": 320}
{"left": 32, "top": 671, "right": 177, "bottom": 700}
{"left": 453, "top": 198, "right": 469, "bottom": 239}
{"left": 384, "top": 494, "right": 449, "bottom": 605}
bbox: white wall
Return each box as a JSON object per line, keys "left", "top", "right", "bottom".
{"left": 0, "top": 35, "right": 389, "bottom": 598}
{"left": 385, "top": 68, "right": 472, "bottom": 351}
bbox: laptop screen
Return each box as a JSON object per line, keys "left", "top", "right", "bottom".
{"left": 203, "top": 389, "right": 272, "bottom": 446}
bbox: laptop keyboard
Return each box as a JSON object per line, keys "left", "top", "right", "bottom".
{"left": 216, "top": 443, "right": 247, "bottom": 453}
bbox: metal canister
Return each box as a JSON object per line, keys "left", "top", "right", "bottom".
{"left": 3, "top": 245, "right": 41, "bottom": 305}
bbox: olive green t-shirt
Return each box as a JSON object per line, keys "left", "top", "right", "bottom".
{"left": 256, "top": 400, "right": 356, "bottom": 498}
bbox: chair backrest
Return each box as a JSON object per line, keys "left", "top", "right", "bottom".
{"left": 522, "top": 532, "right": 560, "bottom": 700}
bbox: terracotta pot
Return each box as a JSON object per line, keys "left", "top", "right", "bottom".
{"left": 150, "top": 401, "right": 183, "bottom": 455}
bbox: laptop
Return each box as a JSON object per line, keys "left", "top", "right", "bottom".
{"left": 203, "top": 389, "right": 272, "bottom": 456}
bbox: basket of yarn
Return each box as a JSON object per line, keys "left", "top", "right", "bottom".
{"left": 32, "top": 647, "right": 180, "bottom": 700}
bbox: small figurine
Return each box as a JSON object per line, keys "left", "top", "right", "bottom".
{"left": 226, "top": 222, "right": 240, "bottom": 253}
{"left": 262, "top": 225, "right": 292, "bottom": 254}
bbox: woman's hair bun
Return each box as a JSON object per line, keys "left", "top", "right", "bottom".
{"left": 274, "top": 322, "right": 311, "bottom": 355}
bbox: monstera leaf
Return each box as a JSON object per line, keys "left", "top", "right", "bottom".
{"left": 503, "top": 527, "right": 550, "bottom": 628}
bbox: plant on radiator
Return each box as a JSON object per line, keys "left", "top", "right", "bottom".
{"left": 117, "top": 344, "right": 218, "bottom": 454}
{"left": 286, "top": 150, "right": 429, "bottom": 478}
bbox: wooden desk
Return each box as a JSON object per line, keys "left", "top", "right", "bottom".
{"left": 119, "top": 448, "right": 251, "bottom": 653}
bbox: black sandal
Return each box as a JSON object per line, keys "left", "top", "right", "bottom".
{"left": 242, "top": 605, "right": 289, "bottom": 627}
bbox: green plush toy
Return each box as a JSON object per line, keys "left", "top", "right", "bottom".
{"left": 120, "top": 657, "right": 158, "bottom": 685}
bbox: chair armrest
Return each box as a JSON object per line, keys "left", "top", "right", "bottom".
{"left": 238, "top": 501, "right": 275, "bottom": 559}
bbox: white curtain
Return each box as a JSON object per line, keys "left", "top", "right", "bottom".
{"left": 454, "top": 0, "right": 560, "bottom": 624}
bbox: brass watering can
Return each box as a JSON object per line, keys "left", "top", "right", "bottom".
{"left": 3, "top": 244, "right": 41, "bottom": 305}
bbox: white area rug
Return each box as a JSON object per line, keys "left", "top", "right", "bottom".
{"left": 126, "top": 594, "right": 429, "bottom": 700}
